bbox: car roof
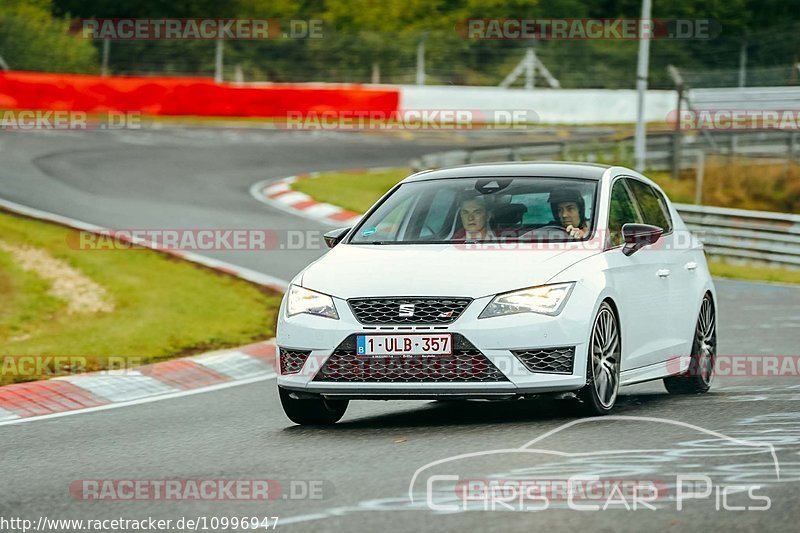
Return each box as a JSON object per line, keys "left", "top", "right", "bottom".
{"left": 403, "top": 161, "right": 611, "bottom": 183}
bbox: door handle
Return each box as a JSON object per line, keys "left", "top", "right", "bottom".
{"left": 657, "top": 269, "right": 671, "bottom": 278}
{"left": 685, "top": 261, "right": 698, "bottom": 271}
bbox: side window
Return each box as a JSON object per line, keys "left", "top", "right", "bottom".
{"left": 419, "top": 189, "right": 456, "bottom": 238}
{"left": 626, "top": 179, "right": 672, "bottom": 232}
{"left": 608, "top": 180, "right": 642, "bottom": 247}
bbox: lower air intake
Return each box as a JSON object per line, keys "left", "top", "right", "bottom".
{"left": 279, "top": 348, "right": 312, "bottom": 375}
{"left": 512, "top": 347, "right": 575, "bottom": 374}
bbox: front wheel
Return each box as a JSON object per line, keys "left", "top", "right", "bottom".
{"left": 577, "top": 302, "right": 621, "bottom": 415}
{"left": 664, "top": 294, "right": 716, "bottom": 394}
{"left": 279, "top": 386, "right": 348, "bottom": 425}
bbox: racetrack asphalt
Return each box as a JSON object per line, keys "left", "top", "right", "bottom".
{"left": 0, "top": 126, "right": 798, "bottom": 532}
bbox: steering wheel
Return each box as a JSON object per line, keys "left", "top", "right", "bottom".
{"left": 515, "top": 225, "right": 576, "bottom": 242}
{"left": 522, "top": 224, "right": 571, "bottom": 236}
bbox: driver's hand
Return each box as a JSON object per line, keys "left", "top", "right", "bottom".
{"left": 565, "top": 225, "right": 586, "bottom": 238}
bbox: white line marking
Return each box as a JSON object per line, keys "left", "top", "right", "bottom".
{"left": 194, "top": 351, "right": 274, "bottom": 379}
{"left": 301, "top": 203, "right": 344, "bottom": 218}
{"left": 265, "top": 182, "right": 291, "bottom": 195}
{"left": 0, "top": 373, "right": 277, "bottom": 427}
{"left": 0, "top": 407, "right": 20, "bottom": 421}
{"left": 59, "top": 373, "right": 177, "bottom": 402}
{"left": 275, "top": 191, "right": 312, "bottom": 205}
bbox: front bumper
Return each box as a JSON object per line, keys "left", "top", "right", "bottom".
{"left": 276, "top": 292, "right": 591, "bottom": 399}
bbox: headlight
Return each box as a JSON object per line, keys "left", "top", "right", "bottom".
{"left": 286, "top": 285, "right": 339, "bottom": 319}
{"left": 479, "top": 282, "right": 575, "bottom": 318}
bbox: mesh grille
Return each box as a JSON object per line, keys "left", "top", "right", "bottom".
{"left": 314, "top": 334, "right": 508, "bottom": 383}
{"left": 348, "top": 297, "right": 471, "bottom": 325}
{"left": 279, "top": 348, "right": 311, "bottom": 375}
{"left": 512, "top": 347, "right": 575, "bottom": 374}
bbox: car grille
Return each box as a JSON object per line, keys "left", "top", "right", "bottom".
{"left": 313, "top": 334, "right": 508, "bottom": 383}
{"left": 279, "top": 348, "right": 312, "bottom": 375}
{"left": 348, "top": 297, "right": 471, "bottom": 325}
{"left": 512, "top": 347, "right": 575, "bottom": 374}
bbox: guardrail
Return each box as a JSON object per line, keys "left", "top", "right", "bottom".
{"left": 675, "top": 204, "right": 800, "bottom": 268}
{"left": 410, "top": 140, "right": 800, "bottom": 268}
{"left": 410, "top": 131, "right": 798, "bottom": 173}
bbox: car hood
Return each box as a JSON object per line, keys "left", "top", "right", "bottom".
{"left": 300, "top": 243, "right": 600, "bottom": 299}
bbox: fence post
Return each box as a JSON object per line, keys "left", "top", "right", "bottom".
{"left": 416, "top": 32, "right": 428, "bottom": 86}
{"left": 214, "top": 37, "right": 224, "bottom": 83}
{"left": 672, "top": 86, "right": 684, "bottom": 179}
{"left": 693, "top": 151, "right": 705, "bottom": 205}
{"left": 101, "top": 38, "right": 110, "bottom": 77}
{"left": 524, "top": 47, "right": 536, "bottom": 90}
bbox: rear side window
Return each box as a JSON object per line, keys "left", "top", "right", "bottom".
{"left": 510, "top": 192, "right": 552, "bottom": 225}
{"left": 626, "top": 179, "right": 673, "bottom": 233}
{"left": 607, "top": 180, "right": 642, "bottom": 247}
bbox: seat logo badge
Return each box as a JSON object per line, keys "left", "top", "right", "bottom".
{"left": 399, "top": 304, "right": 415, "bottom": 317}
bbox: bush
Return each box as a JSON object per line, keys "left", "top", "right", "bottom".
{"left": 0, "top": 0, "right": 98, "bottom": 73}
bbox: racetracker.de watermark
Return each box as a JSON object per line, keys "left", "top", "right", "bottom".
{"left": 0, "top": 111, "right": 141, "bottom": 131}
{"left": 669, "top": 109, "right": 800, "bottom": 131}
{"left": 73, "top": 18, "right": 323, "bottom": 40}
{"left": 67, "top": 228, "right": 707, "bottom": 252}
{"left": 459, "top": 18, "right": 720, "bottom": 40}
{"left": 667, "top": 355, "right": 800, "bottom": 378}
{"left": 70, "top": 229, "right": 289, "bottom": 251}
{"left": 280, "top": 110, "right": 540, "bottom": 130}
{"left": 69, "top": 479, "right": 329, "bottom": 501}
{"left": 0, "top": 356, "right": 142, "bottom": 378}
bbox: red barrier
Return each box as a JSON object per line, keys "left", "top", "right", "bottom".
{"left": 0, "top": 71, "right": 399, "bottom": 117}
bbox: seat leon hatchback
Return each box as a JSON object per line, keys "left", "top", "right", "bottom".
{"left": 276, "top": 162, "right": 717, "bottom": 424}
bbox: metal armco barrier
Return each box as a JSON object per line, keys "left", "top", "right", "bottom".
{"left": 410, "top": 140, "right": 800, "bottom": 268}
{"left": 675, "top": 204, "right": 800, "bottom": 268}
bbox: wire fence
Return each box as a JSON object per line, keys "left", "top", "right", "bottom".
{"left": 66, "top": 25, "right": 800, "bottom": 89}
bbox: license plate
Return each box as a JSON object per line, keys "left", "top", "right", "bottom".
{"left": 356, "top": 334, "right": 452, "bottom": 356}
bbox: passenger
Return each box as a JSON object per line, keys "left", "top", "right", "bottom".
{"left": 453, "top": 196, "right": 495, "bottom": 240}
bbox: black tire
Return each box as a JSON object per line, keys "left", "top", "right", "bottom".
{"left": 577, "top": 302, "right": 621, "bottom": 416}
{"left": 664, "top": 294, "right": 716, "bottom": 394}
{"left": 278, "top": 386, "right": 348, "bottom": 425}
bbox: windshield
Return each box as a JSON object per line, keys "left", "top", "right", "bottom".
{"left": 349, "top": 177, "right": 598, "bottom": 244}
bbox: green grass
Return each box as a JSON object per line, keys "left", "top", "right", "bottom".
{"left": 290, "top": 168, "right": 800, "bottom": 286}
{"left": 708, "top": 260, "right": 800, "bottom": 285}
{"left": 0, "top": 210, "right": 281, "bottom": 385}
{"left": 292, "top": 168, "right": 408, "bottom": 213}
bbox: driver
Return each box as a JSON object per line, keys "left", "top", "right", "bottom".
{"left": 548, "top": 188, "right": 589, "bottom": 238}
{"left": 453, "top": 196, "right": 495, "bottom": 240}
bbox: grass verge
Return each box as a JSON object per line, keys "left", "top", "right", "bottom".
{"left": 289, "top": 167, "right": 800, "bottom": 286}
{"left": 0, "top": 209, "right": 281, "bottom": 385}
{"left": 707, "top": 260, "right": 800, "bottom": 285}
{"left": 292, "top": 168, "right": 407, "bottom": 214}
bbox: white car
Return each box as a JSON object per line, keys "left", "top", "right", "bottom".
{"left": 276, "top": 162, "right": 717, "bottom": 424}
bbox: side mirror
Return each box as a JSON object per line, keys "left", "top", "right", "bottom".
{"left": 323, "top": 227, "right": 351, "bottom": 248}
{"left": 621, "top": 223, "right": 663, "bottom": 256}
